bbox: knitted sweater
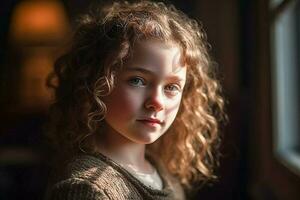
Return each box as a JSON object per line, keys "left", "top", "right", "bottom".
{"left": 45, "top": 152, "right": 186, "bottom": 200}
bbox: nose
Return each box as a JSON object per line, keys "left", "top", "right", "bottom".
{"left": 144, "top": 87, "right": 164, "bottom": 112}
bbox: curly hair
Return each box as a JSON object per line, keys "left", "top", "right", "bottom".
{"left": 46, "top": 0, "right": 226, "bottom": 190}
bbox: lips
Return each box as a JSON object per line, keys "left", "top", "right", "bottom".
{"left": 137, "top": 118, "right": 163, "bottom": 124}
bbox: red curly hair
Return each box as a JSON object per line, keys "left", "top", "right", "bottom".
{"left": 46, "top": 0, "right": 227, "bottom": 190}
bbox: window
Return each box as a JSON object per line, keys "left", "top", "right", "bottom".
{"left": 271, "top": 0, "right": 300, "bottom": 176}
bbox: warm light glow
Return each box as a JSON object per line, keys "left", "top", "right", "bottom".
{"left": 10, "top": 0, "right": 69, "bottom": 43}
{"left": 19, "top": 50, "right": 54, "bottom": 109}
{"left": 7, "top": 0, "right": 70, "bottom": 111}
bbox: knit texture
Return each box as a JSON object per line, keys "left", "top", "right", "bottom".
{"left": 45, "top": 152, "right": 186, "bottom": 200}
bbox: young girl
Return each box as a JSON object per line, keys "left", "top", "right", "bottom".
{"left": 45, "top": 1, "right": 226, "bottom": 199}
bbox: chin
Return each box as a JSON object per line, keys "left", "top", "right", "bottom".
{"left": 134, "top": 134, "right": 160, "bottom": 145}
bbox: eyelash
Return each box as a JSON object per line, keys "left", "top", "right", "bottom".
{"left": 128, "top": 77, "right": 146, "bottom": 87}
{"left": 127, "top": 77, "right": 181, "bottom": 95}
{"left": 164, "top": 84, "right": 180, "bottom": 93}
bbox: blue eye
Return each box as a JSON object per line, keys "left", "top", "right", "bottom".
{"left": 128, "top": 77, "right": 146, "bottom": 87}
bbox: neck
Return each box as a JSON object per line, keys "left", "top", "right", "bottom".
{"left": 96, "top": 125, "right": 152, "bottom": 173}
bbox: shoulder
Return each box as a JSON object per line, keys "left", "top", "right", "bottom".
{"left": 63, "top": 154, "right": 133, "bottom": 188}
{"left": 46, "top": 178, "right": 109, "bottom": 200}
{"left": 64, "top": 154, "right": 112, "bottom": 180}
{"left": 46, "top": 154, "right": 141, "bottom": 199}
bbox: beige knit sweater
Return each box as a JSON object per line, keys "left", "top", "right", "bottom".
{"left": 45, "top": 152, "right": 186, "bottom": 200}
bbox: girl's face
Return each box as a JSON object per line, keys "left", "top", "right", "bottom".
{"left": 102, "top": 41, "right": 187, "bottom": 144}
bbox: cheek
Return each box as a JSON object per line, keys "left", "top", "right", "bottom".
{"left": 165, "top": 96, "right": 183, "bottom": 124}
{"left": 104, "top": 85, "right": 144, "bottom": 120}
{"left": 166, "top": 96, "right": 182, "bottom": 115}
{"left": 161, "top": 101, "right": 181, "bottom": 134}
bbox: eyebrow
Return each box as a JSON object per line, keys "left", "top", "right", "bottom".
{"left": 125, "top": 67, "right": 185, "bottom": 82}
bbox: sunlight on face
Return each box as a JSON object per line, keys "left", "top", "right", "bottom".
{"left": 102, "top": 41, "right": 187, "bottom": 144}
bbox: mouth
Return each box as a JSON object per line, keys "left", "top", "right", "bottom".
{"left": 138, "top": 118, "right": 163, "bottom": 123}
{"left": 137, "top": 118, "right": 163, "bottom": 127}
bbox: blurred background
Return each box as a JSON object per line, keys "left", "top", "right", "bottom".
{"left": 0, "top": 0, "right": 300, "bottom": 199}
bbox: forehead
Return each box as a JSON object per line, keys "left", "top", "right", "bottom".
{"left": 125, "top": 40, "right": 186, "bottom": 74}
